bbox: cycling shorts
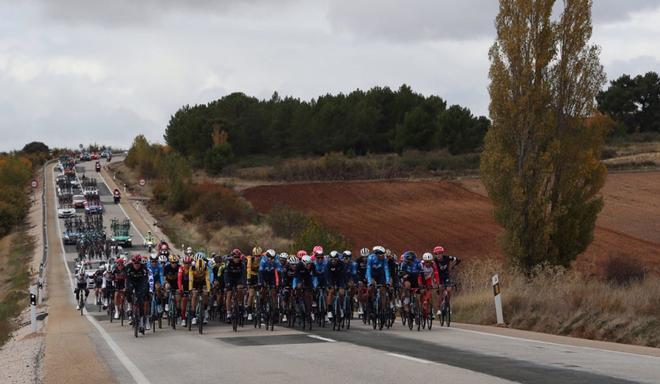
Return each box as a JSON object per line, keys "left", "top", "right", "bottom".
{"left": 247, "top": 276, "right": 258, "bottom": 286}
{"left": 225, "top": 276, "right": 243, "bottom": 290}
{"left": 370, "top": 273, "right": 386, "bottom": 286}
{"left": 192, "top": 279, "right": 207, "bottom": 292}
{"left": 261, "top": 273, "right": 276, "bottom": 287}
{"left": 403, "top": 275, "right": 419, "bottom": 289}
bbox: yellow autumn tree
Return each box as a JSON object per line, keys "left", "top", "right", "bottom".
{"left": 481, "top": 0, "right": 610, "bottom": 270}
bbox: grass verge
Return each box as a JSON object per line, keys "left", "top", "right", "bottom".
{"left": 0, "top": 227, "right": 36, "bottom": 346}
{"left": 453, "top": 259, "right": 660, "bottom": 347}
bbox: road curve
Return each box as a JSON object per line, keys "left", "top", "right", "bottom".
{"left": 42, "top": 159, "right": 660, "bottom": 384}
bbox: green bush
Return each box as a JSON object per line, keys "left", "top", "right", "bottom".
{"left": 293, "top": 219, "right": 351, "bottom": 252}
{"left": 188, "top": 183, "right": 255, "bottom": 225}
{"left": 267, "top": 204, "right": 311, "bottom": 238}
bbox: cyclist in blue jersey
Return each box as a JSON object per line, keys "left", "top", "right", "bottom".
{"left": 399, "top": 251, "right": 422, "bottom": 314}
{"left": 325, "top": 251, "right": 346, "bottom": 320}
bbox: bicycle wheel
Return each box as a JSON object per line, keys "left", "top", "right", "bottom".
{"left": 108, "top": 299, "right": 114, "bottom": 323}
{"left": 345, "top": 295, "right": 351, "bottom": 330}
{"left": 79, "top": 295, "right": 84, "bottom": 316}
{"left": 427, "top": 301, "right": 433, "bottom": 330}
{"left": 197, "top": 299, "right": 204, "bottom": 334}
{"left": 120, "top": 302, "right": 125, "bottom": 327}
{"left": 446, "top": 302, "right": 451, "bottom": 327}
{"left": 187, "top": 300, "right": 193, "bottom": 332}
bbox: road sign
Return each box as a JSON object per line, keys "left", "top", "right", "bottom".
{"left": 31, "top": 179, "right": 38, "bottom": 189}
{"left": 139, "top": 179, "right": 146, "bottom": 186}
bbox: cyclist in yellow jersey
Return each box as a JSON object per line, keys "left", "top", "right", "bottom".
{"left": 189, "top": 252, "right": 211, "bottom": 325}
{"left": 246, "top": 246, "right": 262, "bottom": 321}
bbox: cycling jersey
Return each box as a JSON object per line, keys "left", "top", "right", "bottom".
{"left": 366, "top": 254, "right": 390, "bottom": 285}
{"left": 325, "top": 260, "right": 346, "bottom": 288}
{"left": 246, "top": 255, "right": 261, "bottom": 284}
{"left": 343, "top": 259, "right": 357, "bottom": 284}
{"left": 112, "top": 267, "right": 127, "bottom": 289}
{"left": 313, "top": 258, "right": 327, "bottom": 287}
{"left": 356, "top": 257, "right": 368, "bottom": 283}
{"left": 188, "top": 260, "right": 212, "bottom": 291}
{"left": 224, "top": 260, "right": 246, "bottom": 289}
{"left": 293, "top": 264, "right": 316, "bottom": 289}
{"left": 177, "top": 265, "right": 191, "bottom": 292}
{"left": 258, "top": 257, "right": 281, "bottom": 287}
{"left": 435, "top": 255, "right": 459, "bottom": 284}
{"left": 163, "top": 263, "right": 179, "bottom": 287}
{"left": 400, "top": 259, "right": 422, "bottom": 288}
{"left": 126, "top": 264, "right": 149, "bottom": 299}
{"left": 420, "top": 262, "right": 439, "bottom": 287}
{"left": 148, "top": 262, "right": 165, "bottom": 286}
{"left": 281, "top": 264, "right": 297, "bottom": 288}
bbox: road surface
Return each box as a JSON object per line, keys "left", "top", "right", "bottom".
{"left": 42, "top": 159, "right": 660, "bottom": 384}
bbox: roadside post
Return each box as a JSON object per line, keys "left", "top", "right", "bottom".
{"left": 31, "top": 179, "right": 38, "bottom": 205}
{"left": 30, "top": 285, "right": 37, "bottom": 332}
{"left": 492, "top": 274, "right": 504, "bottom": 325}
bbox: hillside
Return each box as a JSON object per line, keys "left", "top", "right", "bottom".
{"left": 242, "top": 171, "right": 660, "bottom": 274}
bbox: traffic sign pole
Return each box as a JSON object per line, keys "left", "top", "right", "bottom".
{"left": 492, "top": 274, "right": 504, "bottom": 325}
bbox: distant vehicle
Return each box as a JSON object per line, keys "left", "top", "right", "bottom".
{"left": 80, "top": 153, "right": 91, "bottom": 162}
{"left": 62, "top": 229, "right": 81, "bottom": 245}
{"left": 110, "top": 218, "right": 132, "bottom": 247}
{"left": 95, "top": 161, "right": 101, "bottom": 172}
{"left": 100, "top": 151, "right": 108, "bottom": 159}
{"left": 57, "top": 206, "right": 76, "bottom": 218}
{"left": 72, "top": 194, "right": 86, "bottom": 208}
{"left": 84, "top": 199, "right": 104, "bottom": 214}
{"left": 91, "top": 153, "right": 99, "bottom": 160}
{"left": 54, "top": 163, "right": 63, "bottom": 172}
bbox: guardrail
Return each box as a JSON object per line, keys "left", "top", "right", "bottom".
{"left": 35, "top": 160, "right": 56, "bottom": 304}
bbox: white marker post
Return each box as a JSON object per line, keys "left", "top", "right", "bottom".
{"left": 30, "top": 285, "right": 37, "bottom": 332}
{"left": 492, "top": 274, "right": 504, "bottom": 325}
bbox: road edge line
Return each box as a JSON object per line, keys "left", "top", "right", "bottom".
{"left": 307, "top": 335, "right": 336, "bottom": 343}
{"left": 386, "top": 352, "right": 434, "bottom": 364}
{"left": 51, "top": 164, "right": 152, "bottom": 384}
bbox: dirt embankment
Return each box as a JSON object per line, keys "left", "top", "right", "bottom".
{"left": 243, "top": 171, "right": 660, "bottom": 274}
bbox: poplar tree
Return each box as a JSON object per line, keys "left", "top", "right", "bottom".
{"left": 481, "top": 0, "right": 610, "bottom": 270}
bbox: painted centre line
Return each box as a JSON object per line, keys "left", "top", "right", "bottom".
{"left": 308, "top": 335, "right": 337, "bottom": 343}
{"left": 386, "top": 352, "right": 435, "bottom": 365}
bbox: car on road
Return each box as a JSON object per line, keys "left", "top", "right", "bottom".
{"left": 62, "top": 229, "right": 81, "bottom": 245}
{"left": 57, "top": 206, "right": 76, "bottom": 218}
{"left": 83, "top": 186, "right": 99, "bottom": 197}
{"left": 80, "top": 153, "right": 91, "bottom": 162}
{"left": 111, "top": 234, "right": 132, "bottom": 248}
{"left": 72, "top": 194, "right": 86, "bottom": 208}
{"left": 91, "top": 153, "right": 99, "bottom": 160}
{"left": 83, "top": 199, "right": 104, "bottom": 214}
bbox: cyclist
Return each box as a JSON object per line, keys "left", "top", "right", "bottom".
{"left": 293, "top": 255, "right": 316, "bottom": 320}
{"left": 311, "top": 245, "right": 323, "bottom": 261}
{"left": 433, "top": 245, "right": 460, "bottom": 316}
{"left": 189, "top": 252, "right": 212, "bottom": 325}
{"left": 145, "top": 231, "right": 155, "bottom": 252}
{"left": 399, "top": 251, "right": 422, "bottom": 315}
{"left": 258, "top": 249, "right": 281, "bottom": 321}
{"left": 112, "top": 258, "right": 128, "bottom": 319}
{"left": 92, "top": 265, "right": 105, "bottom": 307}
{"left": 366, "top": 246, "right": 391, "bottom": 316}
{"left": 74, "top": 267, "right": 89, "bottom": 310}
{"left": 102, "top": 264, "right": 114, "bottom": 310}
{"left": 325, "top": 251, "right": 346, "bottom": 320}
{"left": 126, "top": 254, "right": 150, "bottom": 331}
{"left": 210, "top": 252, "right": 226, "bottom": 315}
{"left": 246, "top": 246, "right": 262, "bottom": 321}
{"left": 420, "top": 252, "right": 439, "bottom": 317}
{"left": 296, "top": 249, "right": 307, "bottom": 260}
{"left": 355, "top": 248, "right": 370, "bottom": 316}
{"left": 312, "top": 250, "right": 327, "bottom": 314}
{"left": 163, "top": 254, "right": 180, "bottom": 317}
{"left": 280, "top": 255, "right": 299, "bottom": 322}
{"left": 224, "top": 249, "right": 246, "bottom": 322}
{"left": 177, "top": 255, "right": 193, "bottom": 326}
{"left": 148, "top": 254, "right": 165, "bottom": 318}
{"left": 385, "top": 249, "right": 400, "bottom": 307}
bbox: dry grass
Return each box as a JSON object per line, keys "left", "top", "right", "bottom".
{"left": 453, "top": 260, "right": 660, "bottom": 347}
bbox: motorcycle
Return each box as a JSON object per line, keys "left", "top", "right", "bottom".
{"left": 113, "top": 189, "right": 121, "bottom": 204}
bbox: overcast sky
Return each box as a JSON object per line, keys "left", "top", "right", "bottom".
{"left": 1, "top": 0, "right": 659, "bottom": 152}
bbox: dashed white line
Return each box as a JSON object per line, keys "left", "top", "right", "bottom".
{"left": 50, "top": 164, "right": 152, "bottom": 384}
{"left": 386, "top": 353, "right": 435, "bottom": 365}
{"left": 308, "top": 335, "right": 337, "bottom": 343}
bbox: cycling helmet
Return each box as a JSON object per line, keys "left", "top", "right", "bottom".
{"left": 131, "top": 254, "right": 142, "bottom": 264}
{"left": 296, "top": 250, "right": 307, "bottom": 259}
{"left": 141, "top": 256, "right": 148, "bottom": 265}
{"left": 182, "top": 255, "right": 192, "bottom": 264}
{"left": 252, "top": 246, "right": 263, "bottom": 256}
{"left": 99, "top": 264, "right": 106, "bottom": 271}
{"left": 231, "top": 248, "right": 243, "bottom": 257}
{"left": 207, "top": 258, "right": 216, "bottom": 268}
{"left": 194, "top": 251, "right": 206, "bottom": 261}
{"left": 279, "top": 252, "right": 289, "bottom": 260}
{"left": 385, "top": 249, "right": 392, "bottom": 257}
{"left": 329, "top": 250, "right": 339, "bottom": 259}
{"left": 116, "top": 258, "right": 125, "bottom": 265}
{"left": 422, "top": 252, "right": 433, "bottom": 262}
{"left": 301, "top": 255, "right": 312, "bottom": 265}
{"left": 403, "top": 251, "right": 416, "bottom": 261}
{"left": 150, "top": 254, "right": 158, "bottom": 261}
{"left": 373, "top": 245, "right": 385, "bottom": 255}
{"left": 158, "top": 254, "right": 168, "bottom": 263}
{"left": 159, "top": 249, "right": 170, "bottom": 257}
{"left": 433, "top": 245, "right": 445, "bottom": 255}
{"left": 360, "top": 248, "right": 370, "bottom": 257}
{"left": 288, "top": 256, "right": 299, "bottom": 265}
{"left": 265, "top": 249, "right": 276, "bottom": 258}
{"left": 312, "top": 245, "right": 324, "bottom": 256}
{"left": 343, "top": 250, "right": 352, "bottom": 257}
{"left": 185, "top": 246, "right": 193, "bottom": 256}
{"left": 169, "top": 254, "right": 179, "bottom": 263}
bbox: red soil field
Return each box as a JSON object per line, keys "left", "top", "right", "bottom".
{"left": 242, "top": 172, "right": 660, "bottom": 274}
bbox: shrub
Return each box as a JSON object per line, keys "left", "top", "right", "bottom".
{"left": 293, "top": 219, "right": 351, "bottom": 251}
{"left": 267, "top": 204, "right": 311, "bottom": 238}
{"left": 188, "top": 183, "right": 255, "bottom": 225}
{"left": 603, "top": 253, "right": 646, "bottom": 285}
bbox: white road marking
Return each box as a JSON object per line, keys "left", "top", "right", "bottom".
{"left": 96, "top": 167, "right": 146, "bottom": 243}
{"left": 450, "top": 327, "right": 660, "bottom": 361}
{"left": 50, "top": 165, "right": 152, "bottom": 384}
{"left": 386, "top": 353, "right": 435, "bottom": 365}
{"left": 308, "top": 335, "right": 336, "bottom": 343}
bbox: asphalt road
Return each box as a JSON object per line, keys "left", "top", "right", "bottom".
{"left": 45, "top": 159, "right": 660, "bottom": 384}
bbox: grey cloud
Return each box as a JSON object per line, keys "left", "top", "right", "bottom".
{"left": 327, "top": 0, "right": 660, "bottom": 42}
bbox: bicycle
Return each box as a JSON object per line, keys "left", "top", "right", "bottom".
{"left": 149, "top": 291, "right": 163, "bottom": 333}
{"left": 167, "top": 288, "right": 178, "bottom": 330}
{"left": 259, "top": 285, "right": 277, "bottom": 331}
{"left": 231, "top": 287, "right": 245, "bottom": 332}
{"left": 315, "top": 287, "right": 327, "bottom": 328}
{"left": 78, "top": 288, "right": 86, "bottom": 316}
{"left": 420, "top": 286, "right": 434, "bottom": 330}
{"left": 439, "top": 282, "right": 456, "bottom": 327}
{"left": 370, "top": 284, "right": 388, "bottom": 330}
{"left": 132, "top": 294, "right": 146, "bottom": 337}
{"left": 407, "top": 288, "right": 422, "bottom": 331}
{"left": 106, "top": 289, "right": 115, "bottom": 323}
{"left": 331, "top": 287, "right": 351, "bottom": 331}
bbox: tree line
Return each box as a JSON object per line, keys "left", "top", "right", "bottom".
{"left": 164, "top": 85, "right": 490, "bottom": 174}
{"left": 597, "top": 71, "right": 660, "bottom": 136}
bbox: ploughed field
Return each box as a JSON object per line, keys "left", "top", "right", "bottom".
{"left": 242, "top": 171, "right": 660, "bottom": 274}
